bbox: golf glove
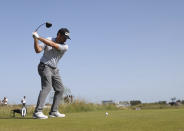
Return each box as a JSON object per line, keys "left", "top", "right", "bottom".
{"left": 32, "top": 32, "right": 39, "bottom": 39}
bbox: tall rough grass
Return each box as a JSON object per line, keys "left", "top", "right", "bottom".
{"left": 1, "top": 101, "right": 184, "bottom": 118}
{"left": 42, "top": 99, "right": 118, "bottom": 114}
{"left": 0, "top": 100, "right": 118, "bottom": 118}
{"left": 58, "top": 100, "right": 118, "bottom": 113}
{"left": 0, "top": 105, "right": 23, "bottom": 117}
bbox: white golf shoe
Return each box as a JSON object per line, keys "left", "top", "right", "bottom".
{"left": 33, "top": 112, "right": 48, "bottom": 119}
{"left": 49, "top": 111, "right": 65, "bottom": 118}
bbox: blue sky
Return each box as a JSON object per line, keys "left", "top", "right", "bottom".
{"left": 0, "top": 0, "right": 184, "bottom": 104}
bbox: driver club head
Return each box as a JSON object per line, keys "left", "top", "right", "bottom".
{"left": 46, "top": 22, "right": 52, "bottom": 28}
{"left": 35, "top": 22, "right": 52, "bottom": 32}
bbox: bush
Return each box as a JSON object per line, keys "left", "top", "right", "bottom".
{"left": 157, "top": 101, "right": 167, "bottom": 105}
{"left": 130, "top": 100, "right": 141, "bottom": 106}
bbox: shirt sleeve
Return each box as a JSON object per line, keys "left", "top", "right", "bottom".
{"left": 39, "top": 42, "right": 45, "bottom": 50}
{"left": 57, "top": 44, "right": 69, "bottom": 51}
{"left": 39, "top": 37, "right": 52, "bottom": 50}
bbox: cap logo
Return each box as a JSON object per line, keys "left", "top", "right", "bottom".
{"left": 65, "top": 32, "right": 69, "bottom": 36}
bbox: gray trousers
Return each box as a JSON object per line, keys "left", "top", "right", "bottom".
{"left": 35, "top": 63, "right": 64, "bottom": 113}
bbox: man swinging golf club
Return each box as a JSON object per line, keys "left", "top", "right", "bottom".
{"left": 32, "top": 27, "right": 70, "bottom": 119}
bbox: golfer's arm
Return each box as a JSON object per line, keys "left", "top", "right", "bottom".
{"left": 34, "top": 38, "right": 43, "bottom": 53}
{"left": 38, "top": 37, "right": 60, "bottom": 50}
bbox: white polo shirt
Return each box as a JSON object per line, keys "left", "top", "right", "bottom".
{"left": 21, "top": 98, "right": 26, "bottom": 104}
{"left": 39, "top": 37, "right": 68, "bottom": 68}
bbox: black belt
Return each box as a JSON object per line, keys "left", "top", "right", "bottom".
{"left": 40, "top": 62, "right": 56, "bottom": 69}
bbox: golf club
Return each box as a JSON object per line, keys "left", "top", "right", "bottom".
{"left": 35, "top": 22, "right": 52, "bottom": 32}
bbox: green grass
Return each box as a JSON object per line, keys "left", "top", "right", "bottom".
{"left": 0, "top": 108, "right": 184, "bottom": 131}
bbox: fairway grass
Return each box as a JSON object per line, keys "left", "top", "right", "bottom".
{"left": 0, "top": 109, "right": 184, "bottom": 131}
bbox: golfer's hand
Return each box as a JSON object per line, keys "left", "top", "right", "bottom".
{"left": 32, "top": 32, "right": 39, "bottom": 39}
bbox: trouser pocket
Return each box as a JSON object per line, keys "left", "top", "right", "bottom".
{"left": 38, "top": 63, "right": 45, "bottom": 72}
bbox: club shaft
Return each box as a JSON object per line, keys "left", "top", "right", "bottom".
{"left": 35, "top": 23, "right": 46, "bottom": 32}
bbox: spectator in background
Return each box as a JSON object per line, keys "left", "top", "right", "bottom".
{"left": 21, "top": 96, "right": 26, "bottom": 106}
{"left": 2, "top": 97, "right": 8, "bottom": 105}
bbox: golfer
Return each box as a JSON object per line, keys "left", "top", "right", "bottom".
{"left": 32, "top": 28, "right": 70, "bottom": 119}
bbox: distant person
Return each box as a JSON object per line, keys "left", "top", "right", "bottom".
{"left": 21, "top": 96, "right": 26, "bottom": 106}
{"left": 2, "top": 97, "right": 8, "bottom": 105}
{"left": 70, "top": 95, "right": 73, "bottom": 103}
{"left": 32, "top": 28, "right": 70, "bottom": 119}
